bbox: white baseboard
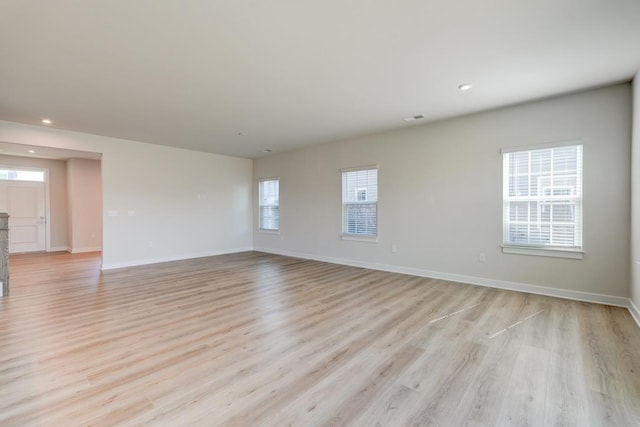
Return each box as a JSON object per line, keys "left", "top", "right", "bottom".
{"left": 97, "top": 244, "right": 640, "bottom": 331}
{"left": 69, "top": 246, "right": 102, "bottom": 254}
{"left": 254, "top": 246, "right": 632, "bottom": 308}
{"left": 49, "top": 246, "right": 71, "bottom": 253}
{"left": 629, "top": 299, "right": 640, "bottom": 329}
{"left": 100, "top": 247, "right": 253, "bottom": 270}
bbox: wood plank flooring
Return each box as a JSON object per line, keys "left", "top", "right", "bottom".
{"left": 1, "top": 251, "right": 639, "bottom": 426}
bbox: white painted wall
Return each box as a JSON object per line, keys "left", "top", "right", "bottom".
{"left": 67, "top": 158, "right": 102, "bottom": 253}
{"left": 631, "top": 73, "right": 640, "bottom": 319}
{"left": 254, "top": 84, "right": 632, "bottom": 300}
{"left": 0, "top": 155, "right": 68, "bottom": 250}
{"left": 0, "top": 121, "right": 253, "bottom": 269}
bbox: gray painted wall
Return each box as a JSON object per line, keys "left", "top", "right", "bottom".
{"left": 67, "top": 158, "right": 102, "bottom": 252}
{"left": 254, "top": 84, "right": 632, "bottom": 298}
{"left": 0, "top": 122, "right": 253, "bottom": 268}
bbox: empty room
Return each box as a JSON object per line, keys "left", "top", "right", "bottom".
{"left": 1, "top": 1, "right": 640, "bottom": 426}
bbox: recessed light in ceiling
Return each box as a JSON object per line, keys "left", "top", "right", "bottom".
{"left": 28, "top": 149, "right": 36, "bottom": 154}
{"left": 403, "top": 114, "right": 425, "bottom": 122}
{"left": 263, "top": 149, "right": 272, "bottom": 153}
{"left": 458, "top": 83, "right": 473, "bottom": 91}
{"left": 41, "top": 118, "right": 52, "bottom": 125}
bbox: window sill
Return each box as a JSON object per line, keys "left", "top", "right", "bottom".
{"left": 502, "top": 245, "right": 583, "bottom": 259}
{"left": 259, "top": 229, "right": 280, "bottom": 235}
{"left": 341, "top": 234, "right": 378, "bottom": 243}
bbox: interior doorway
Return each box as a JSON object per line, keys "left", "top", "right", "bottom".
{"left": 0, "top": 142, "right": 103, "bottom": 297}
{"left": 0, "top": 145, "right": 103, "bottom": 255}
{"left": 0, "top": 168, "right": 48, "bottom": 253}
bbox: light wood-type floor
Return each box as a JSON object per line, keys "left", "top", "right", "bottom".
{"left": 1, "top": 251, "right": 639, "bottom": 426}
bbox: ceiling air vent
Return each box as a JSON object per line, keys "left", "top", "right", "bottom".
{"left": 403, "top": 114, "right": 425, "bottom": 122}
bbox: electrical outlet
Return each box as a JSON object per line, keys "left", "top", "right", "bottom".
{"left": 478, "top": 252, "right": 486, "bottom": 263}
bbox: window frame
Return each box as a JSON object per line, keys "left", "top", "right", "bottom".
{"left": 258, "top": 177, "right": 280, "bottom": 233}
{"left": 501, "top": 142, "right": 584, "bottom": 259}
{"left": 341, "top": 165, "right": 378, "bottom": 242}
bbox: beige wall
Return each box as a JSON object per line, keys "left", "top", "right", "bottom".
{"left": 0, "top": 121, "right": 253, "bottom": 269}
{"left": 254, "top": 84, "right": 632, "bottom": 299}
{"left": 67, "top": 158, "right": 102, "bottom": 252}
{"left": 0, "top": 155, "right": 68, "bottom": 249}
{"left": 631, "top": 74, "right": 640, "bottom": 314}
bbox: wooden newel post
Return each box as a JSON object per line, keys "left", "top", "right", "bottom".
{"left": 0, "top": 213, "right": 9, "bottom": 296}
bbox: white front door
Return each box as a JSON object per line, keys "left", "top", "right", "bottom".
{"left": 0, "top": 181, "right": 46, "bottom": 253}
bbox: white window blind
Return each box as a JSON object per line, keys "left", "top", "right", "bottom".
{"left": 503, "top": 144, "right": 583, "bottom": 250}
{"left": 258, "top": 178, "right": 279, "bottom": 231}
{"left": 342, "top": 167, "right": 377, "bottom": 237}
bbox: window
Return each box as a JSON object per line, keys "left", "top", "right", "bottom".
{"left": 342, "top": 166, "right": 378, "bottom": 238}
{"left": 0, "top": 169, "right": 45, "bottom": 182}
{"left": 502, "top": 144, "right": 583, "bottom": 254}
{"left": 258, "top": 178, "right": 279, "bottom": 231}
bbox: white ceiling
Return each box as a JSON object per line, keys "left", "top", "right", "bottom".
{"left": 1, "top": 1, "right": 639, "bottom": 159}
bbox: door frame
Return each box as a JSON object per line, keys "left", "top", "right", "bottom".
{"left": 0, "top": 165, "right": 51, "bottom": 252}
